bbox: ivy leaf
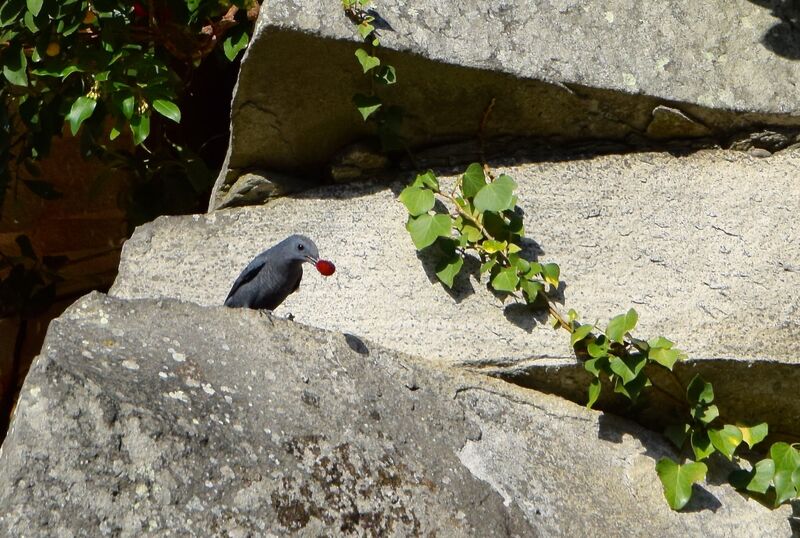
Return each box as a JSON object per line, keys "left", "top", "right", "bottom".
{"left": 66, "top": 96, "right": 96, "bottom": 135}
{"left": 479, "top": 258, "right": 497, "bottom": 275}
{"left": 152, "top": 99, "right": 181, "bottom": 123}
{"left": 655, "top": 458, "right": 707, "bottom": 511}
{"left": 586, "top": 378, "right": 601, "bottom": 409}
{"left": 587, "top": 336, "right": 609, "bottom": 358}
{"left": 491, "top": 267, "right": 519, "bottom": 293}
{"left": 542, "top": 263, "right": 560, "bottom": 287}
{"left": 223, "top": 27, "right": 249, "bottom": 61}
{"left": 353, "top": 93, "right": 382, "bottom": 120}
{"left": 412, "top": 170, "right": 439, "bottom": 191}
{"left": 570, "top": 324, "right": 593, "bottom": 346}
{"left": 708, "top": 425, "right": 743, "bottom": 461}
{"left": 692, "top": 403, "right": 719, "bottom": 424}
{"left": 461, "top": 224, "right": 482, "bottom": 242}
{"left": 23, "top": 180, "right": 63, "bottom": 200}
{"left": 608, "top": 354, "right": 646, "bottom": 385}
{"left": 461, "top": 163, "right": 486, "bottom": 199}
{"left": 519, "top": 278, "right": 543, "bottom": 302}
{"left": 649, "top": 347, "right": 680, "bottom": 370}
{"left": 730, "top": 458, "right": 775, "bottom": 494}
{"left": 482, "top": 239, "right": 506, "bottom": 253}
{"left": 375, "top": 64, "right": 396, "bottom": 85}
{"left": 738, "top": 422, "right": 768, "bottom": 449}
{"left": 357, "top": 21, "right": 375, "bottom": 39}
{"left": 474, "top": 174, "right": 516, "bottom": 213}
{"left": 664, "top": 423, "right": 690, "bottom": 450}
{"left": 354, "top": 48, "right": 380, "bottom": 72}
{"left": 398, "top": 186, "right": 434, "bottom": 216}
{"left": 435, "top": 253, "right": 464, "bottom": 288}
{"left": 406, "top": 213, "right": 451, "bottom": 249}
{"left": 26, "top": 0, "right": 42, "bottom": 16}
{"left": 129, "top": 112, "right": 150, "bottom": 145}
{"left": 584, "top": 356, "right": 609, "bottom": 378}
{"left": 648, "top": 336, "right": 674, "bottom": 349}
{"left": 691, "top": 429, "right": 715, "bottom": 460}
{"left": 686, "top": 374, "right": 714, "bottom": 405}
{"left": 606, "top": 308, "right": 638, "bottom": 343}
{"left": 3, "top": 42, "right": 28, "bottom": 86}
{"left": 771, "top": 442, "right": 800, "bottom": 506}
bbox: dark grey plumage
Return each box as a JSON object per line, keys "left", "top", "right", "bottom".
{"left": 224, "top": 235, "right": 320, "bottom": 310}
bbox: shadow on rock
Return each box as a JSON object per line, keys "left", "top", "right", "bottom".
{"left": 746, "top": 0, "right": 800, "bottom": 59}
{"left": 503, "top": 302, "right": 549, "bottom": 332}
{"left": 414, "top": 248, "right": 479, "bottom": 303}
{"left": 344, "top": 333, "right": 370, "bottom": 355}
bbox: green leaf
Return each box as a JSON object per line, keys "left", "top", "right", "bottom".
{"left": 412, "top": 170, "right": 439, "bottom": 191}
{"left": 406, "top": 213, "right": 451, "bottom": 250}
{"left": 0, "top": 0, "right": 24, "bottom": 27}
{"left": 609, "top": 354, "right": 646, "bottom": 385}
{"left": 474, "top": 174, "right": 516, "bottom": 213}
{"left": 686, "top": 374, "right": 714, "bottom": 405}
{"left": 357, "top": 21, "right": 375, "bottom": 39}
{"left": 26, "top": 0, "right": 42, "bottom": 16}
{"left": 730, "top": 459, "right": 775, "bottom": 494}
{"left": 22, "top": 180, "right": 63, "bottom": 200}
{"left": 519, "top": 278, "right": 543, "bottom": 302}
{"left": 509, "top": 254, "right": 529, "bottom": 273}
{"left": 353, "top": 93, "right": 382, "bottom": 120}
{"left": 691, "top": 429, "right": 715, "bottom": 460}
{"left": 398, "top": 186, "right": 435, "bottom": 216}
{"left": 664, "top": 423, "right": 690, "bottom": 450}
{"left": 606, "top": 308, "right": 637, "bottom": 343}
{"left": 738, "top": 422, "right": 769, "bottom": 449}
{"left": 482, "top": 240, "right": 506, "bottom": 253}
{"left": 708, "top": 425, "right": 743, "bottom": 461}
{"left": 436, "top": 253, "right": 464, "bottom": 288}
{"left": 120, "top": 94, "right": 135, "bottom": 120}
{"left": 461, "top": 163, "right": 486, "bottom": 199}
{"left": 375, "top": 64, "right": 396, "bottom": 85}
{"left": 461, "top": 224, "right": 482, "bottom": 243}
{"left": 3, "top": 43, "right": 28, "bottom": 86}
{"left": 587, "top": 336, "right": 609, "bottom": 358}
{"left": 541, "top": 263, "right": 560, "bottom": 287}
{"left": 570, "top": 324, "right": 593, "bottom": 346}
{"left": 491, "top": 267, "right": 519, "bottom": 293}
{"left": 152, "top": 99, "right": 181, "bottom": 123}
{"left": 130, "top": 113, "right": 150, "bottom": 145}
{"left": 479, "top": 258, "right": 497, "bottom": 275}
{"left": 649, "top": 347, "right": 680, "bottom": 370}
{"left": 648, "top": 336, "right": 674, "bottom": 349}
{"left": 586, "top": 378, "right": 601, "bottom": 409}
{"left": 692, "top": 403, "right": 719, "bottom": 424}
{"left": 771, "top": 442, "right": 800, "bottom": 505}
{"left": 223, "top": 27, "right": 249, "bottom": 61}
{"left": 354, "top": 48, "right": 380, "bottom": 72}
{"left": 584, "top": 356, "right": 609, "bottom": 378}
{"left": 655, "top": 458, "right": 707, "bottom": 511}
{"left": 66, "top": 96, "right": 96, "bottom": 135}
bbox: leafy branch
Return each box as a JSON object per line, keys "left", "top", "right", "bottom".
{"left": 399, "top": 164, "right": 799, "bottom": 511}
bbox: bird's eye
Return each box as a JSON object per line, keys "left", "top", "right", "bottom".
{"left": 297, "top": 244, "right": 305, "bottom": 251}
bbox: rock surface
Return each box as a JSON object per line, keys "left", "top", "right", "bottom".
{"left": 211, "top": 0, "right": 800, "bottom": 207}
{"left": 115, "top": 149, "right": 800, "bottom": 435}
{"left": 0, "top": 293, "right": 793, "bottom": 535}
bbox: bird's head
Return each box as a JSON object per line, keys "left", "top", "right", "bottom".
{"left": 282, "top": 234, "right": 320, "bottom": 265}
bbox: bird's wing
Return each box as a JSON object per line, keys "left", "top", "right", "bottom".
{"left": 290, "top": 268, "right": 302, "bottom": 294}
{"left": 225, "top": 253, "right": 269, "bottom": 300}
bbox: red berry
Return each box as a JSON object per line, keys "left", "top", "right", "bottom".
{"left": 316, "top": 259, "right": 335, "bottom": 276}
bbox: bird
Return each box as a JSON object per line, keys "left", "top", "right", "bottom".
{"left": 224, "top": 235, "right": 321, "bottom": 311}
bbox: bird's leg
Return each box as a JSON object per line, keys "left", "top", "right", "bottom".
{"left": 258, "top": 309, "right": 271, "bottom": 317}
{"left": 286, "top": 313, "right": 295, "bottom": 321}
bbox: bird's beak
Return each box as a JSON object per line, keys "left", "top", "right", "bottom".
{"left": 304, "top": 255, "right": 319, "bottom": 265}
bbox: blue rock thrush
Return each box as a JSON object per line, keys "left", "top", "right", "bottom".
{"left": 224, "top": 235, "right": 321, "bottom": 311}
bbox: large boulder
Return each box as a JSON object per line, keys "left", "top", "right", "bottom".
{"left": 111, "top": 149, "right": 800, "bottom": 434}
{"left": 211, "top": 0, "right": 800, "bottom": 208}
{"left": 0, "top": 293, "right": 793, "bottom": 535}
